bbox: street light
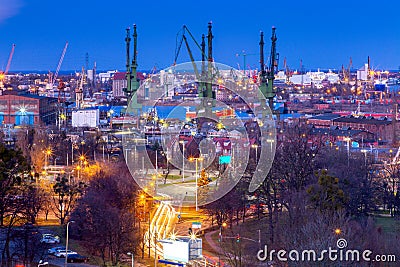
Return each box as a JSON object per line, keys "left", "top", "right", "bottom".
{"left": 343, "top": 137, "right": 351, "bottom": 166}
{"left": 251, "top": 144, "right": 258, "bottom": 162}
{"left": 189, "top": 156, "right": 203, "bottom": 211}
{"left": 266, "top": 139, "right": 275, "bottom": 156}
{"left": 127, "top": 252, "right": 134, "bottom": 267}
{"left": 179, "top": 140, "right": 185, "bottom": 182}
{"left": 76, "top": 165, "right": 81, "bottom": 180}
{"left": 218, "top": 222, "right": 227, "bottom": 267}
{"left": 44, "top": 148, "right": 52, "bottom": 170}
{"left": 65, "top": 220, "right": 75, "bottom": 267}
{"left": 361, "top": 149, "right": 368, "bottom": 165}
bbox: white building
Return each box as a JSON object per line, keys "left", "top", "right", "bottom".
{"left": 357, "top": 64, "right": 369, "bottom": 81}
{"left": 72, "top": 109, "right": 99, "bottom": 128}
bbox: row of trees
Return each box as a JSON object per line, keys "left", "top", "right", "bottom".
{"left": 204, "top": 125, "right": 400, "bottom": 266}
{"left": 1, "top": 126, "right": 144, "bottom": 266}
{"left": 0, "top": 142, "right": 88, "bottom": 265}
{"left": 70, "top": 163, "right": 141, "bottom": 266}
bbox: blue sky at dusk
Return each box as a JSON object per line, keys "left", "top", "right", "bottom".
{"left": 0, "top": 0, "right": 399, "bottom": 72}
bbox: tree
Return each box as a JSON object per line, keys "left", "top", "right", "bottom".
{"left": 0, "top": 143, "right": 30, "bottom": 226}
{"left": 307, "top": 169, "right": 347, "bottom": 212}
{"left": 71, "top": 163, "right": 141, "bottom": 266}
{"left": 52, "top": 175, "right": 86, "bottom": 224}
{"left": 316, "top": 148, "right": 380, "bottom": 217}
{"left": 29, "top": 128, "right": 49, "bottom": 172}
{"left": 380, "top": 162, "right": 400, "bottom": 217}
{"left": 198, "top": 169, "right": 210, "bottom": 186}
{"left": 21, "top": 185, "right": 47, "bottom": 224}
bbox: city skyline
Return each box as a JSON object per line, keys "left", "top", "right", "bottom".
{"left": 0, "top": 0, "right": 399, "bottom": 72}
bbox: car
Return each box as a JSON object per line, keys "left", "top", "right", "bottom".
{"left": 41, "top": 234, "right": 60, "bottom": 244}
{"left": 47, "top": 246, "right": 66, "bottom": 255}
{"left": 67, "top": 254, "right": 89, "bottom": 263}
{"left": 55, "top": 250, "right": 77, "bottom": 258}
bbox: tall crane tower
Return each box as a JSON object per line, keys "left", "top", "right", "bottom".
{"left": 259, "top": 27, "right": 278, "bottom": 110}
{"left": 174, "top": 22, "right": 216, "bottom": 112}
{"left": 75, "top": 67, "right": 85, "bottom": 109}
{"left": 124, "top": 25, "right": 141, "bottom": 114}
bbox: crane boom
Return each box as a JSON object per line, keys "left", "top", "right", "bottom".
{"left": 183, "top": 35, "right": 200, "bottom": 79}
{"left": 174, "top": 25, "right": 205, "bottom": 65}
{"left": 51, "top": 41, "right": 68, "bottom": 85}
{"left": 4, "top": 44, "right": 15, "bottom": 75}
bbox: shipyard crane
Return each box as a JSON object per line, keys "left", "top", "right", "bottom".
{"left": 75, "top": 67, "right": 85, "bottom": 109}
{"left": 124, "top": 25, "right": 142, "bottom": 117}
{"left": 283, "top": 57, "right": 291, "bottom": 83}
{"left": 259, "top": 27, "right": 278, "bottom": 110}
{"left": 348, "top": 57, "right": 353, "bottom": 82}
{"left": 0, "top": 44, "right": 16, "bottom": 84}
{"left": 174, "top": 23, "right": 218, "bottom": 102}
{"left": 47, "top": 41, "right": 68, "bottom": 89}
{"left": 174, "top": 25, "right": 204, "bottom": 79}
{"left": 235, "top": 50, "right": 258, "bottom": 76}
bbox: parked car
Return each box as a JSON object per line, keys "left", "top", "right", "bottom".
{"left": 41, "top": 234, "right": 60, "bottom": 244}
{"left": 47, "top": 246, "right": 66, "bottom": 255}
{"left": 67, "top": 254, "right": 89, "bottom": 263}
{"left": 55, "top": 250, "right": 77, "bottom": 258}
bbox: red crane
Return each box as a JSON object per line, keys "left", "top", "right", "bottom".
{"left": 47, "top": 41, "right": 68, "bottom": 89}
{"left": 0, "top": 44, "right": 16, "bottom": 82}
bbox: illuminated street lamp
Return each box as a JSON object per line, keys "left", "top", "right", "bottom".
{"left": 189, "top": 157, "right": 204, "bottom": 211}
{"left": 360, "top": 149, "right": 368, "bottom": 165}
{"left": 218, "top": 222, "right": 227, "bottom": 266}
{"left": 65, "top": 220, "right": 75, "bottom": 267}
{"left": 76, "top": 165, "right": 81, "bottom": 180}
{"left": 179, "top": 140, "right": 185, "bottom": 182}
{"left": 343, "top": 137, "right": 351, "bottom": 166}
{"left": 251, "top": 144, "right": 258, "bottom": 162}
{"left": 266, "top": 139, "right": 275, "bottom": 153}
{"left": 44, "top": 148, "right": 52, "bottom": 170}
{"left": 127, "top": 252, "right": 134, "bottom": 267}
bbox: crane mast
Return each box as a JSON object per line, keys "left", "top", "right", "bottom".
{"left": 76, "top": 67, "right": 85, "bottom": 109}
{"left": 259, "top": 27, "right": 278, "bottom": 114}
{"left": 0, "top": 44, "right": 16, "bottom": 87}
{"left": 124, "top": 24, "right": 142, "bottom": 115}
{"left": 4, "top": 44, "right": 15, "bottom": 76}
{"left": 47, "top": 42, "right": 68, "bottom": 89}
{"left": 267, "top": 27, "right": 278, "bottom": 109}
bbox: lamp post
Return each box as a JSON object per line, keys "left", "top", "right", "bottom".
{"left": 218, "top": 222, "right": 227, "bottom": 266}
{"left": 154, "top": 225, "right": 158, "bottom": 267}
{"left": 76, "top": 165, "right": 81, "bottom": 180}
{"left": 189, "top": 157, "right": 203, "bottom": 211}
{"left": 251, "top": 144, "right": 258, "bottom": 163}
{"left": 127, "top": 252, "right": 134, "bottom": 267}
{"left": 361, "top": 149, "right": 368, "bottom": 165}
{"left": 179, "top": 140, "right": 185, "bottom": 182}
{"left": 44, "top": 148, "right": 52, "bottom": 171}
{"left": 343, "top": 137, "right": 351, "bottom": 166}
{"left": 65, "top": 220, "right": 75, "bottom": 267}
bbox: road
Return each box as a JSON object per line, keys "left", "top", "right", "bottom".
{"left": 144, "top": 201, "right": 178, "bottom": 260}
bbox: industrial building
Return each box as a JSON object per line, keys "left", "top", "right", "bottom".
{"left": 0, "top": 91, "right": 57, "bottom": 125}
{"left": 112, "top": 71, "right": 145, "bottom": 98}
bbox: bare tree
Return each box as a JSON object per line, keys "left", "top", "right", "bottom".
{"left": 70, "top": 163, "right": 141, "bottom": 266}
{"left": 52, "top": 175, "right": 86, "bottom": 224}
{"left": 21, "top": 185, "right": 47, "bottom": 224}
